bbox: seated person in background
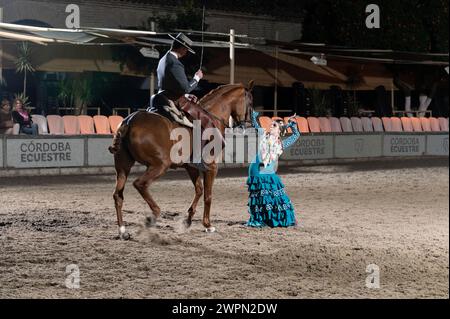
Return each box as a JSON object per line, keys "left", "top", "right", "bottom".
{"left": 0, "top": 99, "right": 14, "bottom": 134}
{"left": 12, "top": 98, "right": 38, "bottom": 136}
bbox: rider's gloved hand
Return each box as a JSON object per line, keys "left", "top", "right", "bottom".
{"left": 194, "top": 70, "right": 204, "bottom": 82}
{"left": 185, "top": 94, "right": 198, "bottom": 103}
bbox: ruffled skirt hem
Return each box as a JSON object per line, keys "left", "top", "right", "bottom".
{"left": 246, "top": 174, "right": 297, "bottom": 228}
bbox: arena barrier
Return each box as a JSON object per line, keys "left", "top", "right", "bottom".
{"left": 0, "top": 132, "right": 448, "bottom": 175}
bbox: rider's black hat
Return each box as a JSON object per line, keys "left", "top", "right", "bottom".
{"left": 169, "top": 33, "right": 196, "bottom": 54}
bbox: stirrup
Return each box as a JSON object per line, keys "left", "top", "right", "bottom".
{"left": 180, "top": 116, "right": 194, "bottom": 128}
{"left": 167, "top": 100, "right": 182, "bottom": 116}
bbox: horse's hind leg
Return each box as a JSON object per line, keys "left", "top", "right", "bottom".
{"left": 133, "top": 163, "right": 170, "bottom": 227}
{"left": 184, "top": 166, "right": 203, "bottom": 228}
{"left": 113, "top": 150, "right": 135, "bottom": 240}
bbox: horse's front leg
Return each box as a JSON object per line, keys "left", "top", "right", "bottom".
{"left": 203, "top": 163, "right": 218, "bottom": 232}
{"left": 185, "top": 166, "right": 203, "bottom": 228}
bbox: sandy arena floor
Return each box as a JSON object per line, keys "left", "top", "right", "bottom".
{"left": 0, "top": 158, "right": 448, "bottom": 299}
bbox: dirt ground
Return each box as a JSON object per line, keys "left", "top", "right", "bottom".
{"left": 0, "top": 158, "right": 448, "bottom": 299}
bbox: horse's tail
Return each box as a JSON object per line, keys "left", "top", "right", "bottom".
{"left": 108, "top": 123, "right": 129, "bottom": 154}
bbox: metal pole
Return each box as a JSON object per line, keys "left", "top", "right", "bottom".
{"left": 0, "top": 7, "right": 3, "bottom": 87}
{"left": 229, "top": 29, "right": 235, "bottom": 84}
{"left": 391, "top": 80, "right": 395, "bottom": 113}
{"left": 149, "top": 21, "right": 156, "bottom": 98}
{"left": 274, "top": 31, "right": 279, "bottom": 117}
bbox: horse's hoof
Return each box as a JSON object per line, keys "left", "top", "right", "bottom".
{"left": 120, "top": 232, "right": 131, "bottom": 240}
{"left": 145, "top": 215, "right": 157, "bottom": 228}
{"left": 205, "top": 226, "right": 216, "bottom": 233}
{"left": 183, "top": 219, "right": 192, "bottom": 228}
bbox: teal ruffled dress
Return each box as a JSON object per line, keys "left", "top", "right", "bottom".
{"left": 246, "top": 112, "right": 300, "bottom": 228}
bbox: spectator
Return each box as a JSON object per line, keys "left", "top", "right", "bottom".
{"left": 12, "top": 98, "right": 38, "bottom": 136}
{"left": 0, "top": 99, "right": 14, "bottom": 134}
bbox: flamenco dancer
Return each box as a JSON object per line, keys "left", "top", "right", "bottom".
{"left": 246, "top": 112, "right": 300, "bottom": 228}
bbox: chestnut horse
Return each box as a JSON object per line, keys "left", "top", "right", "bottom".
{"left": 109, "top": 82, "right": 254, "bottom": 239}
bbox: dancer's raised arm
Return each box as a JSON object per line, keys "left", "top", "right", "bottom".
{"left": 251, "top": 111, "right": 262, "bottom": 129}
{"left": 282, "top": 120, "right": 300, "bottom": 149}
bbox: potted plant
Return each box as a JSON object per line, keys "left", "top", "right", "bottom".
{"left": 309, "top": 87, "right": 331, "bottom": 117}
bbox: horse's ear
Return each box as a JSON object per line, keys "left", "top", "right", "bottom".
{"left": 247, "top": 80, "right": 254, "bottom": 92}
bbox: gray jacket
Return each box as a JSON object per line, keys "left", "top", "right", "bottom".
{"left": 157, "top": 51, "right": 198, "bottom": 100}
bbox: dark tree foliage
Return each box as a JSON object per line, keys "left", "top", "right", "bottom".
{"left": 122, "top": 0, "right": 305, "bottom": 20}
{"left": 418, "top": 0, "right": 450, "bottom": 53}
{"left": 111, "top": 0, "right": 206, "bottom": 75}
{"left": 112, "top": 0, "right": 448, "bottom": 76}
{"left": 120, "top": 0, "right": 448, "bottom": 52}
{"left": 302, "top": 0, "right": 449, "bottom": 52}
{"left": 151, "top": 0, "right": 205, "bottom": 31}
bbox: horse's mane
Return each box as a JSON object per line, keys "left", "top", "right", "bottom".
{"left": 199, "top": 84, "right": 244, "bottom": 108}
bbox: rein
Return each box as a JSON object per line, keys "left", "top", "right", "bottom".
{"left": 202, "top": 107, "right": 230, "bottom": 129}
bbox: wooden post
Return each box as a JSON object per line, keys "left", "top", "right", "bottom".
{"left": 229, "top": 29, "right": 235, "bottom": 84}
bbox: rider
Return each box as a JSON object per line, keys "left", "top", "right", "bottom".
{"left": 152, "top": 32, "right": 223, "bottom": 171}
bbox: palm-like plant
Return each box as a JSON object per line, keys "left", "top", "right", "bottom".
{"left": 309, "top": 87, "right": 331, "bottom": 117}
{"left": 57, "top": 78, "right": 75, "bottom": 109}
{"left": 13, "top": 92, "right": 32, "bottom": 112}
{"left": 15, "top": 42, "right": 35, "bottom": 97}
{"left": 345, "top": 67, "right": 364, "bottom": 117}
{"left": 345, "top": 92, "right": 362, "bottom": 117}
{"left": 73, "top": 75, "right": 94, "bottom": 115}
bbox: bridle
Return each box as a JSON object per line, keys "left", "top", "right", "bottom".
{"left": 234, "top": 89, "right": 254, "bottom": 129}
{"left": 201, "top": 87, "right": 253, "bottom": 130}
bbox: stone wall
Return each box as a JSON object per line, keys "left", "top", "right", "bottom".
{"left": 0, "top": 132, "right": 448, "bottom": 176}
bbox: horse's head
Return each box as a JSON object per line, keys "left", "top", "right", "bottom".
{"left": 200, "top": 81, "right": 254, "bottom": 129}
{"left": 230, "top": 80, "right": 254, "bottom": 129}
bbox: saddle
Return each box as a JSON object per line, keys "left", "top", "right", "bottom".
{"left": 147, "top": 93, "right": 193, "bottom": 128}
{"left": 148, "top": 93, "right": 224, "bottom": 150}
